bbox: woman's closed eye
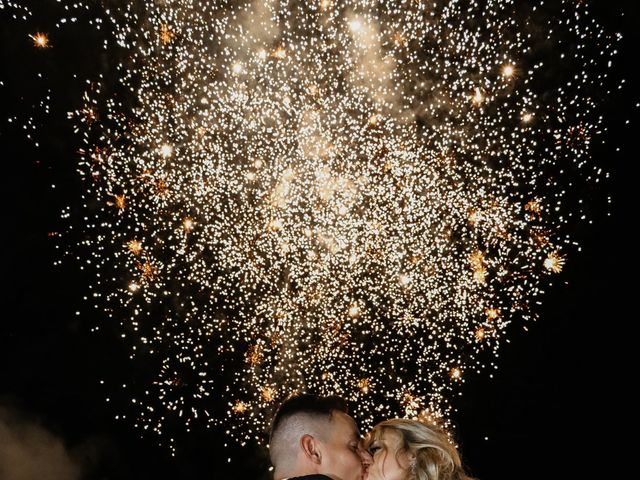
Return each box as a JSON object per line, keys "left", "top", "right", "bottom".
{"left": 368, "top": 445, "right": 381, "bottom": 454}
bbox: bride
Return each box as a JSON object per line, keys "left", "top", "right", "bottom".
{"left": 363, "top": 418, "right": 475, "bottom": 480}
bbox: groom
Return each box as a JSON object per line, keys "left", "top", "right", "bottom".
{"left": 268, "top": 393, "right": 372, "bottom": 480}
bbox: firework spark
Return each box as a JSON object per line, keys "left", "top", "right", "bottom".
{"left": 29, "top": 32, "right": 49, "bottom": 48}
{"left": 63, "top": 0, "right": 618, "bottom": 444}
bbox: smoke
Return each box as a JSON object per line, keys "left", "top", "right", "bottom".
{"left": 229, "top": 0, "right": 281, "bottom": 58}
{"left": 346, "top": 12, "right": 399, "bottom": 108}
{"left": 0, "top": 404, "right": 83, "bottom": 480}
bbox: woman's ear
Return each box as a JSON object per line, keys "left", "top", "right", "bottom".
{"left": 300, "top": 434, "right": 322, "bottom": 464}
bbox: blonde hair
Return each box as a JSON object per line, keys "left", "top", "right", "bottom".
{"left": 365, "top": 419, "right": 476, "bottom": 480}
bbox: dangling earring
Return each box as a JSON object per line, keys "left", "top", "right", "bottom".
{"left": 409, "top": 458, "right": 417, "bottom": 476}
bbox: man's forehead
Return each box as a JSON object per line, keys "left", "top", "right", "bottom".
{"left": 332, "top": 410, "right": 361, "bottom": 438}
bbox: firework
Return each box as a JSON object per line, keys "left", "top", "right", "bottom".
{"left": 55, "top": 0, "right": 618, "bottom": 444}
{"left": 29, "top": 32, "right": 50, "bottom": 48}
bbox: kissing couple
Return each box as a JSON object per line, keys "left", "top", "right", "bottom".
{"left": 268, "top": 393, "right": 475, "bottom": 480}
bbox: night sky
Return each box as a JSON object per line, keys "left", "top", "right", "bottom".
{"left": 1, "top": 2, "right": 638, "bottom": 479}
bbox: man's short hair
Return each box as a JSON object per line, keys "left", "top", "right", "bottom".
{"left": 269, "top": 393, "right": 348, "bottom": 470}
{"left": 270, "top": 393, "right": 348, "bottom": 438}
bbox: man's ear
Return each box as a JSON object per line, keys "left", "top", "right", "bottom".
{"left": 300, "top": 434, "right": 322, "bottom": 464}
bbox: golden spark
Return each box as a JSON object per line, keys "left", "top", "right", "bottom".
{"left": 232, "top": 400, "right": 248, "bottom": 414}
{"left": 272, "top": 47, "right": 287, "bottom": 59}
{"left": 114, "top": 194, "right": 126, "bottom": 210}
{"left": 138, "top": 261, "right": 157, "bottom": 281}
{"left": 357, "top": 378, "right": 371, "bottom": 394}
{"left": 401, "top": 391, "right": 423, "bottom": 417}
{"left": 468, "top": 209, "right": 479, "bottom": 225}
{"left": 29, "top": 32, "right": 49, "bottom": 48}
{"left": 159, "top": 23, "right": 175, "bottom": 45}
{"left": 154, "top": 179, "right": 169, "bottom": 197}
{"left": 531, "top": 227, "right": 550, "bottom": 247}
{"left": 525, "top": 199, "right": 543, "bottom": 215}
{"left": 393, "top": 32, "right": 408, "bottom": 47}
{"left": 245, "top": 344, "right": 264, "bottom": 367}
{"left": 470, "top": 250, "right": 487, "bottom": 283}
{"left": 261, "top": 386, "right": 276, "bottom": 403}
{"left": 182, "top": 217, "right": 194, "bottom": 233}
{"left": 127, "top": 239, "right": 143, "bottom": 255}
{"left": 544, "top": 251, "right": 565, "bottom": 273}
{"left": 160, "top": 144, "right": 173, "bottom": 158}
{"left": 472, "top": 87, "right": 484, "bottom": 105}
{"left": 485, "top": 307, "right": 500, "bottom": 321}
{"left": 268, "top": 219, "right": 284, "bottom": 232}
{"left": 502, "top": 64, "right": 515, "bottom": 77}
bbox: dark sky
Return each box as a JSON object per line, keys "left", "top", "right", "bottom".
{"left": 1, "top": 2, "right": 637, "bottom": 479}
